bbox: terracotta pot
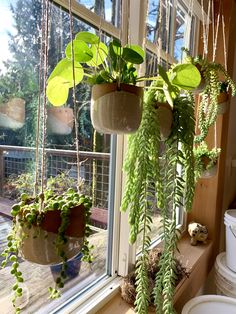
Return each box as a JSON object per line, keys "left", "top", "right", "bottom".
{"left": 91, "top": 83, "right": 143, "bottom": 134}
{"left": 217, "top": 92, "right": 229, "bottom": 114}
{"left": 47, "top": 107, "right": 74, "bottom": 135}
{"left": 155, "top": 102, "right": 173, "bottom": 139}
{"left": 17, "top": 205, "right": 85, "bottom": 265}
{"left": 0, "top": 98, "right": 25, "bottom": 129}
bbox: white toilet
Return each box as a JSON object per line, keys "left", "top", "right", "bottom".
{"left": 181, "top": 295, "right": 236, "bottom": 314}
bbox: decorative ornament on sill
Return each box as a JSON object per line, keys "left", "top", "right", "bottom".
{"left": 188, "top": 222, "right": 208, "bottom": 246}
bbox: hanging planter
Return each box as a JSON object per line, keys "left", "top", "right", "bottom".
{"left": 17, "top": 203, "right": 86, "bottom": 265}
{"left": 47, "top": 107, "right": 74, "bottom": 135}
{"left": 155, "top": 102, "right": 173, "bottom": 139}
{"left": 191, "top": 64, "right": 206, "bottom": 95}
{"left": 193, "top": 142, "right": 221, "bottom": 181}
{"left": 91, "top": 83, "right": 143, "bottom": 134}
{"left": 217, "top": 91, "right": 229, "bottom": 114}
{"left": 0, "top": 97, "right": 25, "bottom": 129}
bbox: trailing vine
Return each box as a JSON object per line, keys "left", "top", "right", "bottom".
{"left": 153, "top": 94, "right": 195, "bottom": 314}
{"left": 121, "top": 85, "right": 196, "bottom": 313}
{"left": 121, "top": 81, "right": 163, "bottom": 313}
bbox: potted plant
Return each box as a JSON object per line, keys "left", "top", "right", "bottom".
{"left": 47, "top": 106, "right": 74, "bottom": 135}
{"left": 153, "top": 63, "right": 201, "bottom": 139}
{"left": 46, "top": 31, "right": 145, "bottom": 134}
{"left": 182, "top": 48, "right": 236, "bottom": 142}
{"left": 1, "top": 188, "right": 93, "bottom": 312}
{"left": 193, "top": 142, "right": 221, "bottom": 180}
{"left": 120, "top": 64, "right": 197, "bottom": 312}
{"left": 0, "top": 97, "right": 25, "bottom": 129}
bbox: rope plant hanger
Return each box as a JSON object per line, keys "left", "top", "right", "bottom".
{"left": 0, "top": 1, "right": 94, "bottom": 312}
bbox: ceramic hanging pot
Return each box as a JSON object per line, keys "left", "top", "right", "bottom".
{"left": 200, "top": 156, "right": 218, "bottom": 179}
{"left": 17, "top": 205, "right": 85, "bottom": 265}
{"left": 0, "top": 98, "right": 25, "bottom": 129}
{"left": 217, "top": 92, "right": 229, "bottom": 114}
{"left": 155, "top": 102, "right": 173, "bottom": 140}
{"left": 192, "top": 65, "right": 206, "bottom": 95}
{"left": 91, "top": 83, "right": 143, "bottom": 134}
{"left": 47, "top": 107, "right": 74, "bottom": 135}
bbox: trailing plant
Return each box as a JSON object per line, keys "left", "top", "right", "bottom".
{"left": 121, "top": 74, "right": 196, "bottom": 313}
{"left": 1, "top": 188, "right": 93, "bottom": 313}
{"left": 183, "top": 48, "right": 236, "bottom": 142}
{"left": 121, "top": 248, "right": 188, "bottom": 307}
{"left": 193, "top": 142, "right": 221, "bottom": 181}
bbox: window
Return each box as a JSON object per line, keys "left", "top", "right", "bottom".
{"left": 0, "top": 0, "right": 200, "bottom": 312}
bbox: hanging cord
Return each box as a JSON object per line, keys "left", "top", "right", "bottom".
{"left": 212, "top": 3, "right": 220, "bottom": 62}
{"left": 222, "top": 14, "right": 227, "bottom": 71}
{"left": 68, "top": 0, "right": 81, "bottom": 192}
{"left": 165, "top": 0, "right": 169, "bottom": 69}
{"left": 39, "top": 0, "right": 50, "bottom": 211}
{"left": 34, "top": 0, "right": 45, "bottom": 197}
{"left": 201, "top": 0, "right": 211, "bottom": 58}
{"left": 157, "top": 0, "right": 163, "bottom": 64}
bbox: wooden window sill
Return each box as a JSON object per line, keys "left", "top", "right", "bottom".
{"left": 95, "top": 236, "right": 213, "bottom": 314}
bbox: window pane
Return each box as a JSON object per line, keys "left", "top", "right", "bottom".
{"left": 174, "top": 5, "right": 188, "bottom": 61}
{"left": 76, "top": 0, "right": 121, "bottom": 27}
{"left": 0, "top": 1, "right": 113, "bottom": 313}
{"left": 146, "top": 0, "right": 172, "bottom": 52}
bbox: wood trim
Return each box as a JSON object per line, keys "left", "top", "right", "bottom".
{"left": 96, "top": 236, "right": 213, "bottom": 314}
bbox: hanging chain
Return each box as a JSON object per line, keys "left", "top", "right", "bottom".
{"left": 222, "top": 14, "right": 227, "bottom": 71}
{"left": 69, "top": 0, "right": 81, "bottom": 192}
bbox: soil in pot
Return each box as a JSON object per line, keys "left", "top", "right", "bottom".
{"left": 0, "top": 98, "right": 25, "bottom": 129}
{"left": 91, "top": 83, "right": 143, "bottom": 134}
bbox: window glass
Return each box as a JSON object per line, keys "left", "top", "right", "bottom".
{"left": 0, "top": 1, "right": 113, "bottom": 312}
{"left": 146, "top": 0, "right": 172, "bottom": 52}
{"left": 76, "top": 0, "right": 121, "bottom": 27}
{"left": 174, "top": 4, "right": 188, "bottom": 61}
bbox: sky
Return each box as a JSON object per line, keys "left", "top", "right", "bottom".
{"left": 0, "top": 0, "right": 16, "bottom": 71}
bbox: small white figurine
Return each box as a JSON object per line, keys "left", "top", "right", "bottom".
{"left": 188, "top": 222, "right": 208, "bottom": 246}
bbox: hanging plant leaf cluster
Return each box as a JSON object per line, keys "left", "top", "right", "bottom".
{"left": 183, "top": 49, "right": 236, "bottom": 143}
{"left": 1, "top": 189, "right": 93, "bottom": 312}
{"left": 121, "top": 71, "right": 196, "bottom": 313}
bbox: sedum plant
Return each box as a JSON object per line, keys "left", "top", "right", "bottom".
{"left": 193, "top": 142, "right": 221, "bottom": 181}
{"left": 1, "top": 188, "right": 93, "bottom": 313}
{"left": 121, "top": 68, "right": 196, "bottom": 313}
{"left": 183, "top": 48, "right": 236, "bottom": 143}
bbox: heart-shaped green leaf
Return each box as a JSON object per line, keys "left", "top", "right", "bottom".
{"left": 46, "top": 76, "right": 69, "bottom": 106}
{"left": 76, "top": 31, "right": 99, "bottom": 44}
{"left": 122, "top": 45, "right": 144, "bottom": 64}
{"left": 47, "top": 58, "right": 84, "bottom": 87}
{"left": 171, "top": 64, "right": 201, "bottom": 90}
{"left": 65, "top": 40, "right": 93, "bottom": 62}
{"left": 86, "top": 42, "right": 108, "bottom": 67}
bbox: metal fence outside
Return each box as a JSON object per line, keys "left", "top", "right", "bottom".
{"left": 0, "top": 145, "right": 110, "bottom": 210}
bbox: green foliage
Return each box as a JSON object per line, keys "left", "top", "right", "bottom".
{"left": 193, "top": 142, "right": 221, "bottom": 181}
{"left": 182, "top": 48, "right": 236, "bottom": 143}
{"left": 1, "top": 188, "right": 93, "bottom": 312}
{"left": 121, "top": 81, "right": 196, "bottom": 313}
{"left": 47, "top": 31, "right": 145, "bottom": 106}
